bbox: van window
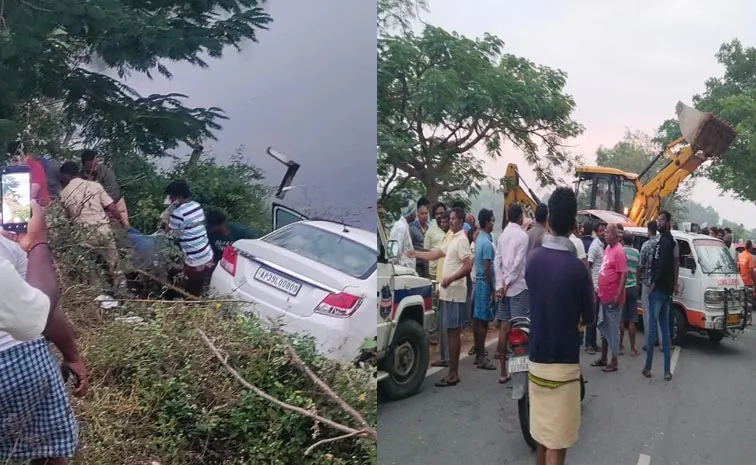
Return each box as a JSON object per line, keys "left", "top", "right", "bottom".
{"left": 677, "top": 239, "right": 694, "bottom": 270}
{"left": 693, "top": 238, "right": 737, "bottom": 274}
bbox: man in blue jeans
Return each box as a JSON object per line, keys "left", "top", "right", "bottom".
{"left": 643, "top": 211, "right": 678, "bottom": 381}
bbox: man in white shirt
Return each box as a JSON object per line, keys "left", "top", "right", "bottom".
{"left": 0, "top": 201, "right": 88, "bottom": 464}
{"left": 494, "top": 203, "right": 530, "bottom": 384}
{"left": 410, "top": 207, "right": 472, "bottom": 387}
{"left": 389, "top": 199, "right": 417, "bottom": 270}
{"left": 569, "top": 219, "right": 588, "bottom": 267}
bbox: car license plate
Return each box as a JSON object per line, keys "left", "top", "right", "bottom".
{"left": 254, "top": 267, "right": 302, "bottom": 296}
{"left": 507, "top": 356, "right": 529, "bottom": 374}
{"left": 728, "top": 314, "right": 741, "bottom": 325}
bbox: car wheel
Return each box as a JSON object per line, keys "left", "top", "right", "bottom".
{"left": 380, "top": 319, "right": 429, "bottom": 400}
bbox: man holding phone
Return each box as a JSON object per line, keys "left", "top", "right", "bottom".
{"left": 6, "top": 141, "right": 51, "bottom": 206}
{"left": 0, "top": 200, "right": 88, "bottom": 464}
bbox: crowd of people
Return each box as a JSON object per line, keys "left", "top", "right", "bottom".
{"left": 383, "top": 187, "right": 681, "bottom": 465}
{"left": 0, "top": 142, "right": 260, "bottom": 464}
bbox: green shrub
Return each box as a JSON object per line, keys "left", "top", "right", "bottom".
{"left": 72, "top": 303, "right": 377, "bottom": 465}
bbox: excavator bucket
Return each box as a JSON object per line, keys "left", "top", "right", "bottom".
{"left": 676, "top": 101, "right": 736, "bottom": 157}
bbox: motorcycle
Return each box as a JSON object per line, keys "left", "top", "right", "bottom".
{"left": 507, "top": 316, "right": 586, "bottom": 451}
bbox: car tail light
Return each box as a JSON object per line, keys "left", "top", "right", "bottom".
{"left": 509, "top": 328, "right": 528, "bottom": 346}
{"left": 219, "top": 246, "right": 238, "bottom": 276}
{"left": 315, "top": 292, "right": 363, "bottom": 318}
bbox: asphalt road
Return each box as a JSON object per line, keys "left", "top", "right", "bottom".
{"left": 378, "top": 328, "right": 756, "bottom": 465}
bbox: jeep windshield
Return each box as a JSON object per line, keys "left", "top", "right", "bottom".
{"left": 694, "top": 238, "right": 737, "bottom": 274}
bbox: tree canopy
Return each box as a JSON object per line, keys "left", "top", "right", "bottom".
{"left": 377, "top": 24, "right": 583, "bottom": 205}
{"left": 0, "top": 0, "right": 272, "bottom": 155}
{"left": 655, "top": 39, "right": 756, "bottom": 202}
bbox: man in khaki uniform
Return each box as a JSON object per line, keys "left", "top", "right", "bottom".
{"left": 59, "top": 162, "right": 127, "bottom": 283}
{"left": 410, "top": 207, "right": 472, "bottom": 387}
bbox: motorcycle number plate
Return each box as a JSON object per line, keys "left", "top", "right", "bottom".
{"left": 507, "top": 356, "right": 529, "bottom": 373}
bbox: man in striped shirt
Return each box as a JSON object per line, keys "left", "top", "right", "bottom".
{"left": 163, "top": 180, "right": 214, "bottom": 297}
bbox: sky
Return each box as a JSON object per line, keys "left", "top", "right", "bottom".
{"left": 121, "top": 0, "right": 376, "bottom": 230}
{"left": 423, "top": 0, "right": 756, "bottom": 227}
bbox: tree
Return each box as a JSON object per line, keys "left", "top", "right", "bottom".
{"left": 0, "top": 0, "right": 272, "bottom": 155}
{"left": 377, "top": 25, "right": 583, "bottom": 205}
{"left": 655, "top": 40, "right": 756, "bottom": 202}
{"left": 378, "top": 0, "right": 428, "bottom": 34}
{"left": 594, "top": 130, "right": 689, "bottom": 220}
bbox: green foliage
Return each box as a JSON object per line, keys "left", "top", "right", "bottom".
{"left": 172, "top": 152, "right": 272, "bottom": 235}
{"left": 378, "top": 23, "right": 583, "bottom": 205}
{"left": 377, "top": 0, "right": 428, "bottom": 34}
{"left": 93, "top": 147, "right": 272, "bottom": 234}
{"left": 654, "top": 39, "right": 756, "bottom": 202}
{"left": 69, "top": 303, "right": 377, "bottom": 465}
{"left": 0, "top": 0, "right": 272, "bottom": 154}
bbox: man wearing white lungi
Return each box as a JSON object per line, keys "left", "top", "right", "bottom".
{"left": 525, "top": 187, "right": 594, "bottom": 465}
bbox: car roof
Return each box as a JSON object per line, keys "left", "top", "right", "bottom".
{"left": 298, "top": 220, "right": 377, "bottom": 250}
{"left": 624, "top": 226, "right": 724, "bottom": 242}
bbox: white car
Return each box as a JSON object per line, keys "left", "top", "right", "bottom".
{"left": 209, "top": 204, "right": 377, "bottom": 361}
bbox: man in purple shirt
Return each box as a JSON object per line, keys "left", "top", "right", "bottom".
{"left": 526, "top": 187, "right": 594, "bottom": 465}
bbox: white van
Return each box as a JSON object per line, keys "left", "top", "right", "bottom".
{"left": 625, "top": 227, "right": 748, "bottom": 344}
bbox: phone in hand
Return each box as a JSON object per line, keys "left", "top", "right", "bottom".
{"left": 1, "top": 165, "right": 32, "bottom": 233}
{"left": 61, "top": 363, "right": 81, "bottom": 388}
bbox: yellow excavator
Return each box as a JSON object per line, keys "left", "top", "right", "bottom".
{"left": 500, "top": 163, "right": 541, "bottom": 223}
{"left": 574, "top": 102, "right": 736, "bottom": 227}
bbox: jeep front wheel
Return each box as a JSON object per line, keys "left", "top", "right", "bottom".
{"left": 380, "top": 319, "right": 429, "bottom": 400}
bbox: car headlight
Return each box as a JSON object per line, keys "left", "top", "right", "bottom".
{"left": 704, "top": 289, "right": 723, "bottom": 306}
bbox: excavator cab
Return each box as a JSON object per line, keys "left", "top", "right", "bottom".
{"left": 574, "top": 167, "right": 639, "bottom": 215}
{"left": 575, "top": 102, "right": 736, "bottom": 227}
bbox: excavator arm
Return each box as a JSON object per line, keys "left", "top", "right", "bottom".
{"left": 501, "top": 163, "right": 540, "bottom": 222}
{"left": 628, "top": 102, "right": 736, "bottom": 226}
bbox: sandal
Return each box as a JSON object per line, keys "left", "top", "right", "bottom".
{"left": 664, "top": 372, "right": 673, "bottom": 381}
{"left": 477, "top": 359, "right": 496, "bottom": 370}
{"left": 585, "top": 347, "right": 596, "bottom": 355}
{"left": 642, "top": 369, "right": 652, "bottom": 378}
{"left": 630, "top": 349, "right": 640, "bottom": 357}
{"left": 602, "top": 365, "right": 618, "bottom": 373}
{"left": 468, "top": 347, "right": 477, "bottom": 356}
{"left": 590, "top": 359, "right": 607, "bottom": 367}
{"left": 431, "top": 361, "right": 449, "bottom": 368}
{"left": 435, "top": 378, "right": 460, "bottom": 387}
{"left": 498, "top": 375, "right": 511, "bottom": 384}
{"left": 619, "top": 346, "right": 625, "bottom": 356}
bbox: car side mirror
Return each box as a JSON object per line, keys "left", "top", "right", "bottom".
{"left": 684, "top": 256, "right": 696, "bottom": 273}
{"left": 386, "top": 240, "right": 400, "bottom": 259}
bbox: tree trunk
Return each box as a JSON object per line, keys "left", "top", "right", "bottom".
{"left": 425, "top": 182, "right": 439, "bottom": 204}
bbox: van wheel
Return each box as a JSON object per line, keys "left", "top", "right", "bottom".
{"left": 671, "top": 306, "right": 686, "bottom": 346}
{"left": 707, "top": 330, "right": 724, "bottom": 343}
{"left": 380, "top": 319, "right": 429, "bottom": 400}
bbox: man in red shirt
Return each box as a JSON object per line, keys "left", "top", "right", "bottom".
{"left": 6, "top": 142, "right": 50, "bottom": 206}
{"left": 591, "top": 223, "right": 627, "bottom": 373}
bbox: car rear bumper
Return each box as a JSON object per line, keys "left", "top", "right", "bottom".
{"left": 210, "top": 272, "right": 370, "bottom": 361}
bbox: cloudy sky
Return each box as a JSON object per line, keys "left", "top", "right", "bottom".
{"left": 123, "top": 0, "right": 376, "bottom": 229}
{"left": 423, "top": 0, "right": 756, "bottom": 227}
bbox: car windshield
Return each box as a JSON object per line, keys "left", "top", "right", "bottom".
{"left": 263, "top": 223, "right": 376, "bottom": 279}
{"left": 694, "top": 239, "right": 737, "bottom": 274}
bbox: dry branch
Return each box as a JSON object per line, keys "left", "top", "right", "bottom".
{"left": 197, "top": 329, "right": 375, "bottom": 455}
{"left": 271, "top": 323, "right": 376, "bottom": 438}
